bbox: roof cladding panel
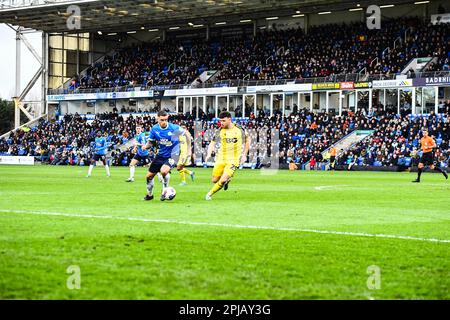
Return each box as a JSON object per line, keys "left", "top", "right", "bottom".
{"left": 0, "top": 0, "right": 411, "bottom": 33}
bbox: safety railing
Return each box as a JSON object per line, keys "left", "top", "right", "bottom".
{"left": 47, "top": 71, "right": 450, "bottom": 95}
{"left": 0, "top": 0, "right": 83, "bottom": 9}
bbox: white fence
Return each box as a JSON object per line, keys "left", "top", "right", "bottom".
{"left": 0, "top": 156, "right": 35, "bottom": 165}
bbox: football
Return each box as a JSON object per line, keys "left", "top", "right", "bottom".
{"left": 162, "top": 187, "right": 177, "bottom": 201}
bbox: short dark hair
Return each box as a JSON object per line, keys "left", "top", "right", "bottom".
{"left": 157, "top": 110, "right": 168, "bottom": 117}
{"left": 219, "top": 111, "right": 232, "bottom": 119}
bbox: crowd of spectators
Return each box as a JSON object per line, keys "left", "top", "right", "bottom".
{"left": 0, "top": 112, "right": 155, "bottom": 166}
{"left": 69, "top": 17, "right": 449, "bottom": 91}
{"left": 1, "top": 104, "right": 448, "bottom": 170}
{"left": 337, "top": 101, "right": 450, "bottom": 169}
{"left": 0, "top": 109, "right": 354, "bottom": 167}
{"left": 277, "top": 109, "right": 369, "bottom": 165}
{"left": 371, "top": 18, "right": 450, "bottom": 76}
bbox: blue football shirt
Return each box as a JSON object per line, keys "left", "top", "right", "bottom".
{"left": 135, "top": 132, "right": 150, "bottom": 157}
{"left": 94, "top": 137, "right": 108, "bottom": 155}
{"left": 149, "top": 123, "right": 185, "bottom": 158}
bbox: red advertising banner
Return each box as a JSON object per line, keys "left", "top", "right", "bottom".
{"left": 340, "top": 82, "right": 354, "bottom": 89}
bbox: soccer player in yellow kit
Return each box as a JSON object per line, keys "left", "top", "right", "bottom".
{"left": 177, "top": 124, "right": 195, "bottom": 185}
{"left": 205, "top": 112, "right": 250, "bottom": 200}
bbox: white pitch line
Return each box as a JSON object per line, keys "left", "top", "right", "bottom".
{"left": 314, "top": 185, "right": 350, "bottom": 191}
{"left": 0, "top": 209, "right": 449, "bottom": 243}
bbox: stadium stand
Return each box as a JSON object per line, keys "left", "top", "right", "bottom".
{"left": 1, "top": 101, "right": 449, "bottom": 170}
{"left": 2, "top": 12, "right": 449, "bottom": 171}
{"left": 339, "top": 101, "right": 450, "bottom": 169}
{"left": 70, "top": 17, "right": 449, "bottom": 91}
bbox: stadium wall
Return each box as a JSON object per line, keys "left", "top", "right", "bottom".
{"left": 50, "top": 82, "right": 450, "bottom": 116}
{"left": 90, "top": 38, "right": 117, "bottom": 64}
{"left": 308, "top": 1, "right": 447, "bottom": 26}
{"left": 58, "top": 98, "right": 183, "bottom": 114}
{"left": 443, "top": 87, "right": 450, "bottom": 100}
{"left": 308, "top": 10, "right": 363, "bottom": 26}
{"left": 265, "top": 16, "right": 306, "bottom": 30}
{"left": 334, "top": 165, "right": 446, "bottom": 173}
{"left": 117, "top": 32, "right": 164, "bottom": 47}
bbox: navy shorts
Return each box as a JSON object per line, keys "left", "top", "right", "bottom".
{"left": 133, "top": 153, "right": 150, "bottom": 165}
{"left": 93, "top": 154, "right": 107, "bottom": 164}
{"left": 420, "top": 152, "right": 434, "bottom": 166}
{"left": 149, "top": 155, "right": 175, "bottom": 174}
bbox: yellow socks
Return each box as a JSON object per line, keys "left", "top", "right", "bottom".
{"left": 179, "top": 170, "right": 186, "bottom": 182}
{"left": 179, "top": 169, "right": 192, "bottom": 183}
{"left": 209, "top": 181, "right": 224, "bottom": 195}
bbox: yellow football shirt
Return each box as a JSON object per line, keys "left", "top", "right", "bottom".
{"left": 179, "top": 134, "right": 188, "bottom": 156}
{"left": 215, "top": 124, "right": 247, "bottom": 165}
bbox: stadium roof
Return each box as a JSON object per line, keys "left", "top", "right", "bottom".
{"left": 0, "top": 0, "right": 415, "bottom": 33}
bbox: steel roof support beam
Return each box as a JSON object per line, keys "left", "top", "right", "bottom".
{"left": 10, "top": 24, "right": 46, "bottom": 129}
{"left": 18, "top": 32, "right": 42, "bottom": 64}
{"left": 14, "top": 26, "right": 21, "bottom": 128}
{"left": 19, "top": 66, "right": 43, "bottom": 102}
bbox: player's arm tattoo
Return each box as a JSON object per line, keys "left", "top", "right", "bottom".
{"left": 144, "top": 139, "right": 156, "bottom": 150}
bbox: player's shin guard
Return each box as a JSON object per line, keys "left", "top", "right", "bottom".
{"left": 88, "top": 164, "right": 94, "bottom": 176}
{"left": 417, "top": 167, "right": 423, "bottom": 181}
{"left": 183, "top": 168, "right": 192, "bottom": 175}
{"left": 146, "top": 178, "right": 154, "bottom": 196}
{"left": 129, "top": 165, "right": 135, "bottom": 179}
{"left": 105, "top": 165, "right": 110, "bottom": 177}
{"left": 209, "top": 181, "right": 224, "bottom": 196}
{"left": 163, "top": 173, "right": 170, "bottom": 188}
{"left": 179, "top": 170, "right": 186, "bottom": 182}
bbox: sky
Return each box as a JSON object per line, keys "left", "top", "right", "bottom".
{"left": 0, "top": 23, "right": 42, "bottom": 101}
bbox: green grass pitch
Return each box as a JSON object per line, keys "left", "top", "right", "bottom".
{"left": 0, "top": 165, "right": 448, "bottom": 299}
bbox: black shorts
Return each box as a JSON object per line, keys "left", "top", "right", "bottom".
{"left": 133, "top": 154, "right": 150, "bottom": 165}
{"left": 149, "top": 155, "right": 175, "bottom": 174}
{"left": 420, "top": 152, "right": 434, "bottom": 166}
{"left": 330, "top": 156, "right": 336, "bottom": 163}
{"left": 93, "top": 154, "right": 107, "bottom": 164}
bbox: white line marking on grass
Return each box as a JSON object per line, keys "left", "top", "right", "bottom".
{"left": 0, "top": 209, "right": 449, "bottom": 243}
{"left": 314, "top": 185, "right": 350, "bottom": 191}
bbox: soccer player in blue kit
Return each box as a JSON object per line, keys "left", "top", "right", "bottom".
{"left": 142, "top": 111, "right": 191, "bottom": 201}
{"left": 87, "top": 130, "right": 111, "bottom": 178}
{"left": 126, "top": 125, "right": 151, "bottom": 182}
